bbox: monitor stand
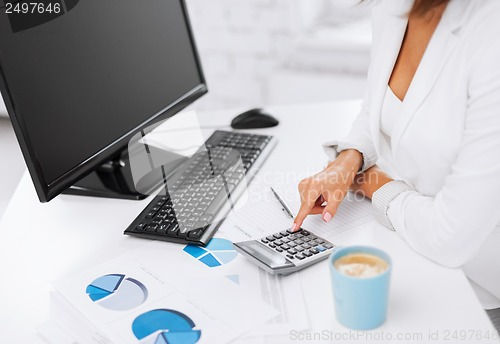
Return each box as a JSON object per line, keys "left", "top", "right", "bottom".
{"left": 62, "top": 145, "right": 188, "bottom": 200}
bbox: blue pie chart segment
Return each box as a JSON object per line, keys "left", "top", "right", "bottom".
{"left": 86, "top": 274, "right": 148, "bottom": 311}
{"left": 184, "top": 238, "right": 238, "bottom": 268}
{"left": 132, "top": 309, "right": 201, "bottom": 344}
{"left": 90, "top": 274, "right": 124, "bottom": 292}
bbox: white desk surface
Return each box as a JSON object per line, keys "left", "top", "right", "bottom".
{"left": 0, "top": 100, "right": 497, "bottom": 343}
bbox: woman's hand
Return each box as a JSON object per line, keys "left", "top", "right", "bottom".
{"left": 292, "top": 149, "right": 363, "bottom": 231}
{"left": 350, "top": 165, "right": 393, "bottom": 200}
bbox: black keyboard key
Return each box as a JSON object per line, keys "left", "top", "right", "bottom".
{"left": 302, "top": 251, "right": 312, "bottom": 257}
{"left": 276, "top": 247, "right": 283, "bottom": 252}
{"left": 178, "top": 228, "right": 189, "bottom": 238}
{"left": 287, "top": 249, "right": 297, "bottom": 255}
{"left": 266, "top": 235, "right": 276, "bottom": 242}
{"left": 287, "top": 254, "right": 295, "bottom": 259}
{"left": 157, "top": 224, "right": 169, "bottom": 235}
{"left": 295, "top": 253, "right": 305, "bottom": 260}
{"left": 188, "top": 228, "right": 205, "bottom": 239}
{"left": 301, "top": 230, "right": 310, "bottom": 236}
{"left": 167, "top": 224, "right": 180, "bottom": 237}
{"left": 273, "top": 233, "right": 283, "bottom": 239}
{"left": 261, "top": 238, "right": 269, "bottom": 244}
{"left": 135, "top": 223, "right": 146, "bottom": 232}
{"left": 309, "top": 248, "right": 319, "bottom": 254}
{"left": 280, "top": 231, "right": 290, "bottom": 237}
{"left": 269, "top": 243, "right": 276, "bottom": 248}
{"left": 145, "top": 224, "right": 157, "bottom": 232}
{"left": 281, "top": 244, "right": 290, "bottom": 250}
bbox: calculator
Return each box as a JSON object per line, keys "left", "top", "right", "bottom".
{"left": 233, "top": 228, "right": 335, "bottom": 275}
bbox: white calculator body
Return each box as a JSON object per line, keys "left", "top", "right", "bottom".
{"left": 234, "top": 229, "right": 335, "bottom": 275}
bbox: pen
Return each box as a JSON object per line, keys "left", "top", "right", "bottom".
{"left": 270, "top": 187, "right": 295, "bottom": 219}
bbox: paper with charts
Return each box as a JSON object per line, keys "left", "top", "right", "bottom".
{"left": 52, "top": 246, "right": 278, "bottom": 344}
{"left": 181, "top": 234, "right": 310, "bottom": 338}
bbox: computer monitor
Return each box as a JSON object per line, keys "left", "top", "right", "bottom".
{"left": 0, "top": 0, "right": 207, "bottom": 202}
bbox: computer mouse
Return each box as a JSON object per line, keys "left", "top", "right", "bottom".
{"left": 230, "top": 108, "right": 279, "bottom": 129}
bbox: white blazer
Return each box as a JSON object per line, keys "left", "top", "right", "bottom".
{"left": 327, "top": 0, "right": 500, "bottom": 308}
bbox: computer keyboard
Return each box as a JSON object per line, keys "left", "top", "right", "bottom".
{"left": 124, "top": 130, "right": 277, "bottom": 245}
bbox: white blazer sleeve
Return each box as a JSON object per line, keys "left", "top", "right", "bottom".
{"left": 384, "top": 38, "right": 500, "bottom": 268}
{"left": 322, "top": 95, "right": 378, "bottom": 172}
{"left": 322, "top": 18, "right": 378, "bottom": 172}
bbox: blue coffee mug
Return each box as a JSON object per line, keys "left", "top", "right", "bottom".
{"left": 329, "top": 246, "right": 392, "bottom": 330}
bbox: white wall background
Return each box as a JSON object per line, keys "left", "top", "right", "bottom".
{"left": 186, "top": 0, "right": 372, "bottom": 111}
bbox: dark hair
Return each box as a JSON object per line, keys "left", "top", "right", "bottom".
{"left": 410, "top": 0, "right": 448, "bottom": 16}
{"left": 361, "top": 0, "right": 448, "bottom": 16}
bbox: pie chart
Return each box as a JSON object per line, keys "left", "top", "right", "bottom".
{"left": 183, "top": 238, "right": 238, "bottom": 268}
{"left": 132, "top": 309, "right": 201, "bottom": 344}
{"left": 86, "top": 274, "right": 148, "bottom": 311}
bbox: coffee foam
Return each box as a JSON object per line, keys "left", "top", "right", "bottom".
{"left": 334, "top": 253, "right": 388, "bottom": 278}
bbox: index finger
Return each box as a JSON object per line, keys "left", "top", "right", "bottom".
{"left": 292, "top": 188, "right": 320, "bottom": 231}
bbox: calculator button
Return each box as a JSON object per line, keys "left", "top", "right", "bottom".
{"left": 315, "top": 245, "right": 327, "bottom": 252}
{"left": 280, "top": 231, "right": 290, "bottom": 237}
{"left": 287, "top": 254, "right": 295, "bottom": 259}
{"left": 281, "top": 237, "right": 290, "bottom": 243}
{"left": 281, "top": 244, "right": 290, "bottom": 250}
{"left": 266, "top": 236, "right": 276, "bottom": 241}
{"left": 261, "top": 238, "right": 269, "bottom": 244}
{"left": 302, "top": 243, "right": 312, "bottom": 249}
{"left": 301, "top": 230, "right": 310, "bottom": 236}
{"left": 274, "top": 239, "right": 283, "bottom": 246}
{"left": 309, "top": 248, "right": 319, "bottom": 255}
{"left": 295, "top": 234, "right": 304, "bottom": 239}
{"left": 288, "top": 242, "right": 297, "bottom": 248}
{"left": 302, "top": 236, "right": 312, "bottom": 243}
{"left": 273, "top": 233, "right": 283, "bottom": 239}
{"left": 269, "top": 243, "right": 276, "bottom": 248}
{"left": 303, "top": 251, "right": 312, "bottom": 257}
{"left": 295, "top": 246, "right": 304, "bottom": 252}
{"left": 295, "top": 253, "right": 305, "bottom": 260}
{"left": 276, "top": 247, "right": 283, "bottom": 252}
{"left": 287, "top": 249, "right": 297, "bottom": 255}
{"left": 294, "top": 239, "right": 304, "bottom": 245}
{"left": 323, "top": 242, "right": 334, "bottom": 249}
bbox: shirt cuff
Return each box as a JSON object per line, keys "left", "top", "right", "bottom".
{"left": 322, "top": 137, "right": 377, "bottom": 172}
{"left": 372, "top": 180, "right": 414, "bottom": 230}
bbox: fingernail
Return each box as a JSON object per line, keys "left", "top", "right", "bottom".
{"left": 323, "top": 212, "right": 332, "bottom": 223}
{"left": 291, "top": 223, "right": 297, "bottom": 232}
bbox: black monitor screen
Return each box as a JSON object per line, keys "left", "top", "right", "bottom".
{"left": 0, "top": 0, "right": 204, "bottom": 190}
